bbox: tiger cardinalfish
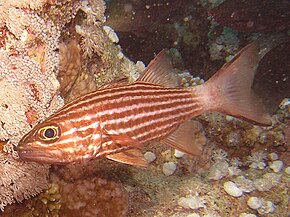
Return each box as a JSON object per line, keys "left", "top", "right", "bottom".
{"left": 17, "top": 41, "right": 272, "bottom": 167}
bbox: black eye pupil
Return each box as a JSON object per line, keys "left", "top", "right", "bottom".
{"left": 44, "top": 128, "right": 55, "bottom": 138}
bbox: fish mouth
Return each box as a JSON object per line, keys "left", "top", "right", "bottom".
{"left": 17, "top": 146, "right": 62, "bottom": 164}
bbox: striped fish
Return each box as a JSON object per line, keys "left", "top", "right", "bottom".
{"left": 17, "top": 42, "right": 271, "bottom": 167}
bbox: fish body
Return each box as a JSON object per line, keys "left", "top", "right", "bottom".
{"left": 17, "top": 42, "right": 272, "bottom": 166}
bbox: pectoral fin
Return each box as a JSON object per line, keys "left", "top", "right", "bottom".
{"left": 163, "top": 120, "right": 206, "bottom": 156}
{"left": 107, "top": 149, "right": 148, "bottom": 167}
{"left": 102, "top": 129, "right": 147, "bottom": 167}
{"left": 104, "top": 130, "right": 144, "bottom": 149}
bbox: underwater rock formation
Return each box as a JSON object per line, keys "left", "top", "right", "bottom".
{"left": 58, "top": 0, "right": 143, "bottom": 103}
{"left": 59, "top": 177, "right": 129, "bottom": 217}
{"left": 0, "top": 0, "right": 126, "bottom": 211}
{"left": 0, "top": 150, "right": 49, "bottom": 211}
{"left": 0, "top": 0, "right": 65, "bottom": 210}
{"left": 0, "top": 0, "right": 147, "bottom": 212}
{"left": 105, "top": 0, "right": 210, "bottom": 78}
{"left": 209, "top": 0, "right": 290, "bottom": 32}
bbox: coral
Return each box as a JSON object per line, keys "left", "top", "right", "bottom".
{"left": 247, "top": 197, "right": 275, "bottom": 214}
{"left": 174, "top": 149, "right": 185, "bottom": 158}
{"left": 0, "top": 0, "right": 137, "bottom": 211}
{"left": 162, "top": 162, "right": 177, "bottom": 176}
{"left": 208, "top": 160, "right": 229, "bottom": 180}
{"left": 253, "top": 173, "right": 282, "bottom": 191}
{"left": 60, "top": 0, "right": 143, "bottom": 102}
{"left": 226, "top": 131, "right": 241, "bottom": 147}
{"left": 223, "top": 181, "right": 243, "bottom": 197}
{"left": 34, "top": 183, "right": 62, "bottom": 216}
{"left": 209, "top": 0, "right": 290, "bottom": 32}
{"left": 76, "top": 22, "right": 139, "bottom": 88}
{"left": 80, "top": 0, "right": 106, "bottom": 24}
{"left": 58, "top": 176, "right": 129, "bottom": 217}
{"left": 233, "top": 176, "right": 255, "bottom": 193}
{"left": 0, "top": 152, "right": 49, "bottom": 211}
{"left": 246, "top": 151, "right": 267, "bottom": 169}
{"left": 0, "top": 48, "right": 62, "bottom": 145}
{"left": 178, "top": 72, "right": 205, "bottom": 87}
{"left": 211, "top": 148, "right": 228, "bottom": 162}
{"left": 144, "top": 151, "right": 156, "bottom": 163}
{"left": 103, "top": 25, "right": 120, "bottom": 43}
{"left": 0, "top": 0, "right": 48, "bottom": 10}
{"left": 178, "top": 194, "right": 206, "bottom": 210}
{"left": 0, "top": 0, "right": 85, "bottom": 211}
{"left": 1, "top": 182, "right": 62, "bottom": 216}
{"left": 227, "top": 166, "right": 242, "bottom": 177}
{"left": 208, "top": 27, "right": 239, "bottom": 61}
{"left": 58, "top": 40, "right": 82, "bottom": 98}
{"left": 269, "top": 160, "right": 284, "bottom": 172}
{"left": 0, "top": 7, "right": 64, "bottom": 211}
{"left": 208, "top": 148, "right": 233, "bottom": 180}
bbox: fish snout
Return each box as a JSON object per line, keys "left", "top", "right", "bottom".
{"left": 16, "top": 141, "right": 54, "bottom": 164}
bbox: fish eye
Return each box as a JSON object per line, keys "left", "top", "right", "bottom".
{"left": 38, "top": 125, "right": 60, "bottom": 142}
{"left": 44, "top": 128, "right": 56, "bottom": 138}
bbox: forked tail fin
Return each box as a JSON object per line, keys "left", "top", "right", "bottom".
{"left": 200, "top": 41, "right": 272, "bottom": 126}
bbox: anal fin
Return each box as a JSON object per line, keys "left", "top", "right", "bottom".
{"left": 163, "top": 120, "right": 206, "bottom": 156}
{"left": 106, "top": 149, "right": 148, "bottom": 167}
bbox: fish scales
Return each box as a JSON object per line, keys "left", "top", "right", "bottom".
{"left": 55, "top": 83, "right": 179, "bottom": 115}
{"left": 49, "top": 83, "right": 202, "bottom": 146}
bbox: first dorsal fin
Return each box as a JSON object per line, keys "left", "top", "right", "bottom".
{"left": 138, "top": 49, "right": 179, "bottom": 87}
{"left": 98, "top": 77, "right": 129, "bottom": 90}
{"left": 163, "top": 120, "right": 206, "bottom": 156}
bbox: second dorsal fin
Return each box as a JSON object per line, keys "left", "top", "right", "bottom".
{"left": 138, "top": 49, "right": 179, "bottom": 87}
{"left": 98, "top": 77, "right": 129, "bottom": 90}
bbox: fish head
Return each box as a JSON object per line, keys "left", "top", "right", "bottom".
{"left": 16, "top": 119, "right": 101, "bottom": 164}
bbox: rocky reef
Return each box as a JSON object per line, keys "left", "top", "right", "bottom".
{"left": 0, "top": 0, "right": 289, "bottom": 216}
{"left": 0, "top": 0, "right": 141, "bottom": 213}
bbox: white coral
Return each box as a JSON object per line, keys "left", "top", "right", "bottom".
{"left": 211, "top": 148, "right": 228, "bottom": 162}
{"left": 253, "top": 173, "right": 282, "bottom": 191}
{"left": 247, "top": 151, "right": 267, "bottom": 169}
{"left": 208, "top": 160, "right": 229, "bottom": 180}
{"left": 0, "top": 4, "right": 65, "bottom": 211}
{"left": 0, "top": 154, "right": 49, "bottom": 211}
{"left": 178, "top": 194, "right": 206, "bottom": 210}
{"left": 0, "top": 50, "right": 63, "bottom": 145}
{"left": 0, "top": 0, "right": 47, "bottom": 10}
{"left": 234, "top": 176, "right": 255, "bottom": 193}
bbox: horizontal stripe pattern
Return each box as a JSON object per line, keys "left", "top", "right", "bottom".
{"left": 44, "top": 82, "right": 204, "bottom": 159}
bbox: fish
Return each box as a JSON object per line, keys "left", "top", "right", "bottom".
{"left": 16, "top": 41, "right": 272, "bottom": 167}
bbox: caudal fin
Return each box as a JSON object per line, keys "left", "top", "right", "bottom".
{"left": 201, "top": 41, "right": 272, "bottom": 126}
